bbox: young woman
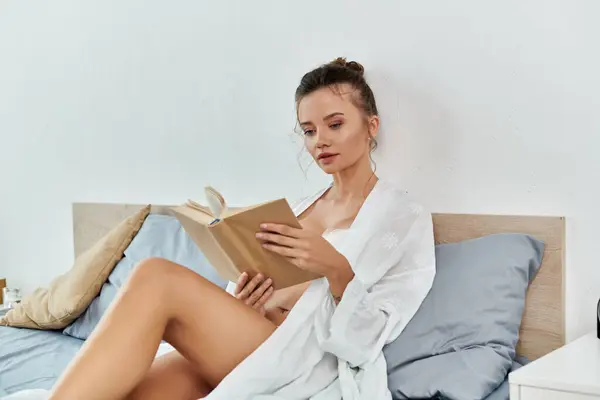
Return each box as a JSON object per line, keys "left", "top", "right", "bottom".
{"left": 10, "top": 58, "right": 436, "bottom": 400}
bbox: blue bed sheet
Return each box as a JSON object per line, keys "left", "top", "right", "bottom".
{"left": 0, "top": 327, "right": 83, "bottom": 397}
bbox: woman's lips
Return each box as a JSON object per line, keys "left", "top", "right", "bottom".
{"left": 318, "top": 154, "right": 338, "bottom": 164}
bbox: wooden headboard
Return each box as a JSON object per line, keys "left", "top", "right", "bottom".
{"left": 72, "top": 203, "right": 565, "bottom": 361}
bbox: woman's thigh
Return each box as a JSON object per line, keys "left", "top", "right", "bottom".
{"left": 127, "top": 350, "right": 211, "bottom": 400}
{"left": 141, "top": 258, "right": 277, "bottom": 389}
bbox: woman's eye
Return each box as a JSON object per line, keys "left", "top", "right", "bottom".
{"left": 330, "top": 122, "right": 342, "bottom": 130}
{"left": 303, "top": 129, "right": 315, "bottom": 136}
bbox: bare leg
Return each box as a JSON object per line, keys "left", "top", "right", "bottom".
{"left": 126, "top": 351, "right": 212, "bottom": 400}
{"left": 49, "top": 258, "right": 276, "bottom": 400}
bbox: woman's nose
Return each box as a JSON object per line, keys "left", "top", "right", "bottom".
{"left": 315, "top": 131, "right": 331, "bottom": 148}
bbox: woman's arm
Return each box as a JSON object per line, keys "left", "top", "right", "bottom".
{"left": 317, "top": 205, "right": 436, "bottom": 368}
{"left": 326, "top": 258, "right": 355, "bottom": 304}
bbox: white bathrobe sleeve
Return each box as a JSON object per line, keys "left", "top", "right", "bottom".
{"left": 315, "top": 194, "right": 436, "bottom": 369}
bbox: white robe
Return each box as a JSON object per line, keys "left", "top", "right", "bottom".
{"left": 2, "top": 179, "right": 436, "bottom": 400}
{"left": 210, "top": 179, "right": 436, "bottom": 399}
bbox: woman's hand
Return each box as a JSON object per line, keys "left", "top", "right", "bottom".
{"left": 257, "top": 223, "right": 354, "bottom": 303}
{"left": 256, "top": 223, "right": 352, "bottom": 279}
{"left": 234, "top": 272, "right": 274, "bottom": 316}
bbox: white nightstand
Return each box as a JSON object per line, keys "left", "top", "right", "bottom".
{"left": 509, "top": 332, "right": 600, "bottom": 399}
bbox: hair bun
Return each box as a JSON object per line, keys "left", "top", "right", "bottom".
{"left": 329, "top": 57, "right": 365, "bottom": 76}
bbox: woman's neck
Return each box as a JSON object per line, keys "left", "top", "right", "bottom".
{"left": 329, "top": 159, "right": 378, "bottom": 201}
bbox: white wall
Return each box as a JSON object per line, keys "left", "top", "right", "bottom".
{"left": 0, "top": 0, "right": 598, "bottom": 342}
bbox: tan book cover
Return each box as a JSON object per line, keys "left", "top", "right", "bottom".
{"left": 172, "top": 187, "right": 321, "bottom": 289}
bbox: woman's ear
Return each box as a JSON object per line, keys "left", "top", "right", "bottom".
{"left": 367, "top": 115, "right": 380, "bottom": 139}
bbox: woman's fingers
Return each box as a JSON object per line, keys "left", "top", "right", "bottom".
{"left": 234, "top": 272, "right": 249, "bottom": 296}
{"left": 256, "top": 232, "right": 302, "bottom": 248}
{"left": 234, "top": 272, "right": 275, "bottom": 315}
{"left": 253, "top": 287, "right": 274, "bottom": 311}
{"left": 262, "top": 243, "right": 307, "bottom": 259}
{"left": 236, "top": 273, "right": 265, "bottom": 300}
{"left": 246, "top": 277, "right": 273, "bottom": 306}
{"left": 260, "top": 223, "right": 306, "bottom": 238}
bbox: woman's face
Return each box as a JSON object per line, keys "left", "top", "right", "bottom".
{"left": 297, "top": 84, "right": 378, "bottom": 174}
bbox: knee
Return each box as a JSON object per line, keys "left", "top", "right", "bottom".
{"left": 126, "top": 257, "right": 179, "bottom": 294}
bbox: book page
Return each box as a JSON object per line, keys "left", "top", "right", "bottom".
{"left": 220, "top": 198, "right": 276, "bottom": 218}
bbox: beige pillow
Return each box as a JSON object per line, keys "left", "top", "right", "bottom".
{"left": 0, "top": 205, "right": 150, "bottom": 329}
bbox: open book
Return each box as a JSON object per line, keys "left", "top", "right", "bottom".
{"left": 171, "top": 187, "right": 321, "bottom": 289}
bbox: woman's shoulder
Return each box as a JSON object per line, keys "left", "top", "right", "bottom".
{"left": 376, "top": 179, "right": 430, "bottom": 217}
{"left": 288, "top": 184, "right": 331, "bottom": 212}
{"left": 288, "top": 195, "right": 310, "bottom": 213}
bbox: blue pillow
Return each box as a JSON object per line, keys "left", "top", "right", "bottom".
{"left": 383, "top": 233, "right": 544, "bottom": 400}
{"left": 63, "top": 214, "right": 228, "bottom": 339}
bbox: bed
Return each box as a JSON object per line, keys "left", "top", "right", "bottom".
{"left": 0, "top": 204, "right": 566, "bottom": 398}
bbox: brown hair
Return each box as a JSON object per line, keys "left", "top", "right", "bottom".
{"left": 295, "top": 57, "right": 379, "bottom": 153}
